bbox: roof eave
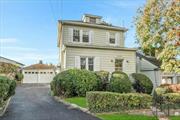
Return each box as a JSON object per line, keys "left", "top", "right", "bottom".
{"left": 64, "top": 44, "right": 137, "bottom": 51}
{"left": 59, "top": 20, "right": 128, "bottom": 32}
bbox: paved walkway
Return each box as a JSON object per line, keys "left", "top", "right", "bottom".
{"left": 0, "top": 84, "right": 100, "bottom": 120}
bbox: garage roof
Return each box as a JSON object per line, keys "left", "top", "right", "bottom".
{"left": 23, "top": 64, "right": 55, "bottom": 70}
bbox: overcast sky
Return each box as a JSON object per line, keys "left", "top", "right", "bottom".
{"left": 0, "top": 0, "right": 146, "bottom": 65}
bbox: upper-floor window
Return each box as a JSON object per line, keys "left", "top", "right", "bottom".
{"left": 80, "top": 57, "right": 94, "bottom": 71}
{"left": 73, "top": 29, "right": 80, "bottom": 42}
{"left": 115, "top": 59, "right": 123, "bottom": 71}
{"left": 109, "top": 33, "right": 115, "bottom": 44}
{"left": 89, "top": 17, "right": 96, "bottom": 23}
{"left": 83, "top": 31, "right": 89, "bottom": 42}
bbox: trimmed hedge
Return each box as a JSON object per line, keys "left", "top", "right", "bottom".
{"left": 131, "top": 73, "right": 153, "bottom": 94}
{"left": 95, "top": 70, "right": 109, "bottom": 91}
{"left": 154, "top": 86, "right": 180, "bottom": 105}
{"left": 50, "top": 69, "right": 99, "bottom": 97}
{"left": 86, "top": 91, "right": 152, "bottom": 113}
{"left": 108, "top": 71, "right": 132, "bottom": 93}
{"left": 0, "top": 76, "right": 16, "bottom": 106}
{"left": 162, "top": 93, "right": 180, "bottom": 104}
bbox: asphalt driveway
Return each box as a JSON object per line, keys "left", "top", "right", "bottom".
{"left": 0, "top": 84, "right": 100, "bottom": 120}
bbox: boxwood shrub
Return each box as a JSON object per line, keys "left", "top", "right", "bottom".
{"left": 108, "top": 71, "right": 132, "bottom": 93}
{"left": 86, "top": 91, "right": 152, "bottom": 113}
{"left": 50, "top": 69, "right": 99, "bottom": 97}
{"left": 95, "top": 70, "right": 109, "bottom": 91}
{"left": 0, "top": 76, "right": 16, "bottom": 106}
{"left": 131, "top": 73, "right": 153, "bottom": 94}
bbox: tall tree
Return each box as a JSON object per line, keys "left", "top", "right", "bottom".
{"left": 135, "top": 0, "right": 180, "bottom": 73}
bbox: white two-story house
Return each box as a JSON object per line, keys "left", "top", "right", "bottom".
{"left": 58, "top": 14, "right": 136, "bottom": 74}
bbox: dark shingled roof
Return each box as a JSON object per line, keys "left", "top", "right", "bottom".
{"left": 23, "top": 64, "right": 55, "bottom": 70}
{"left": 136, "top": 52, "right": 161, "bottom": 67}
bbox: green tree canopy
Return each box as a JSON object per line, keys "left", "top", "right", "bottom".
{"left": 135, "top": 0, "right": 180, "bottom": 73}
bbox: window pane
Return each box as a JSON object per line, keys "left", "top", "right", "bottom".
{"left": 89, "top": 65, "right": 94, "bottom": 71}
{"left": 88, "top": 57, "right": 94, "bottom": 71}
{"left": 115, "top": 59, "right": 123, "bottom": 71}
{"left": 109, "top": 33, "right": 115, "bottom": 44}
{"left": 73, "top": 29, "right": 80, "bottom": 42}
{"left": 80, "top": 57, "right": 86, "bottom": 69}
{"left": 83, "top": 31, "right": 89, "bottom": 42}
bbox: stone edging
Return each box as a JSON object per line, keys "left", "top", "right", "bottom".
{"left": 0, "top": 97, "right": 11, "bottom": 117}
{"left": 53, "top": 96, "right": 96, "bottom": 116}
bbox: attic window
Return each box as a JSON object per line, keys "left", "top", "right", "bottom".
{"left": 89, "top": 17, "right": 96, "bottom": 23}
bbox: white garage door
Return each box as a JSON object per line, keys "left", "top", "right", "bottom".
{"left": 23, "top": 71, "right": 54, "bottom": 83}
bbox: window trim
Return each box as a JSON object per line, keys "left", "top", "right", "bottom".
{"left": 115, "top": 59, "right": 123, "bottom": 72}
{"left": 109, "top": 32, "right": 116, "bottom": 45}
{"left": 72, "top": 29, "right": 90, "bottom": 43}
{"left": 82, "top": 30, "right": 89, "bottom": 43}
{"left": 80, "top": 56, "right": 94, "bottom": 71}
{"left": 73, "top": 29, "right": 80, "bottom": 42}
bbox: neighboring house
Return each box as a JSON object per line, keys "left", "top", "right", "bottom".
{"left": 22, "top": 62, "right": 55, "bottom": 83}
{"left": 136, "top": 52, "right": 180, "bottom": 88}
{"left": 58, "top": 14, "right": 136, "bottom": 74}
{"left": 0, "top": 56, "right": 24, "bottom": 68}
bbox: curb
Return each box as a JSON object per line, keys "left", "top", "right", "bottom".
{"left": 0, "top": 97, "right": 11, "bottom": 117}
{"left": 53, "top": 96, "right": 96, "bottom": 116}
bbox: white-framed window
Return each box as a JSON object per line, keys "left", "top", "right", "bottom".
{"left": 115, "top": 59, "right": 123, "bottom": 71}
{"left": 88, "top": 57, "right": 94, "bottom": 71}
{"left": 80, "top": 57, "right": 94, "bottom": 71}
{"left": 73, "top": 29, "right": 80, "bottom": 42}
{"left": 109, "top": 33, "right": 115, "bottom": 44}
{"left": 80, "top": 57, "right": 86, "bottom": 69}
{"left": 83, "top": 30, "right": 89, "bottom": 42}
{"left": 89, "top": 17, "right": 96, "bottom": 23}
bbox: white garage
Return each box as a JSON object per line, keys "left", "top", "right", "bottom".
{"left": 23, "top": 63, "right": 55, "bottom": 83}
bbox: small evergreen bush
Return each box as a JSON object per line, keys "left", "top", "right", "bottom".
{"left": 108, "top": 71, "right": 132, "bottom": 93}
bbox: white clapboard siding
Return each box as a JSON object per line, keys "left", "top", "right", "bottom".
{"left": 106, "top": 32, "right": 110, "bottom": 45}
{"left": 115, "top": 33, "right": 120, "bottom": 46}
{"left": 75, "top": 56, "right": 80, "bottom": 68}
{"left": 68, "top": 28, "right": 73, "bottom": 42}
{"left": 66, "top": 47, "right": 136, "bottom": 74}
{"left": 94, "top": 57, "right": 100, "bottom": 71}
{"left": 63, "top": 25, "right": 125, "bottom": 47}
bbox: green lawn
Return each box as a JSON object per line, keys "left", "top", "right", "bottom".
{"left": 170, "top": 116, "right": 180, "bottom": 120}
{"left": 97, "top": 113, "right": 158, "bottom": 120}
{"left": 64, "top": 97, "right": 87, "bottom": 108}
